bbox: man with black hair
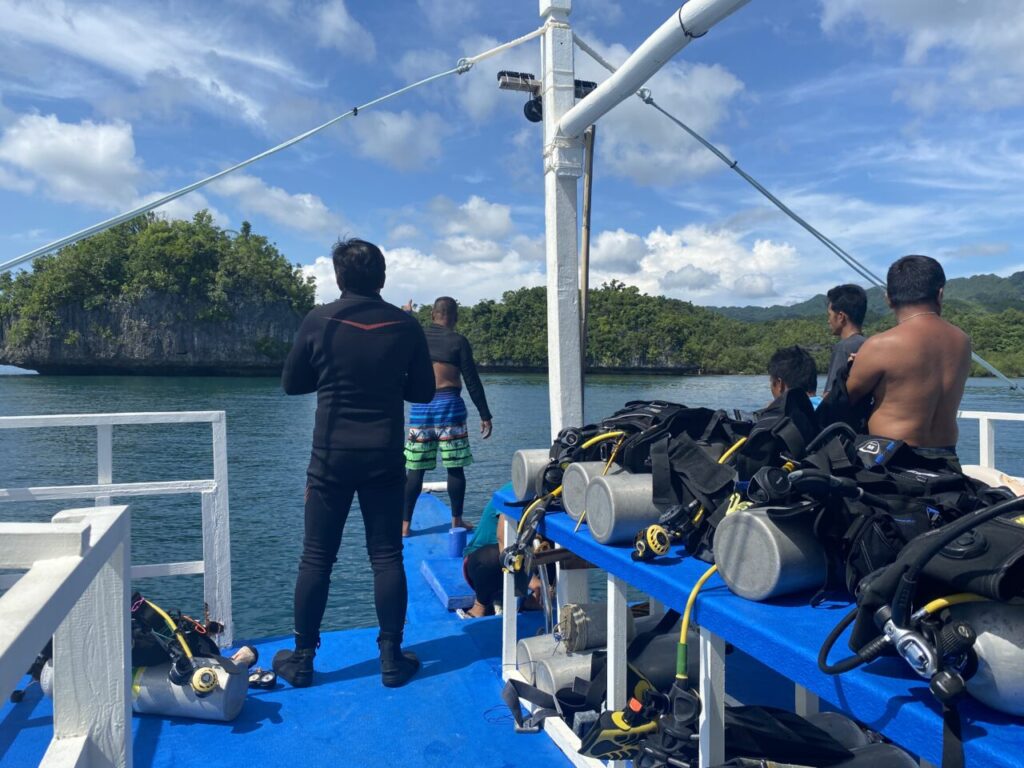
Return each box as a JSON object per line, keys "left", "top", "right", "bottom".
{"left": 768, "top": 346, "right": 820, "bottom": 406}
{"left": 276, "top": 238, "right": 435, "bottom": 690}
{"left": 403, "top": 296, "right": 493, "bottom": 536}
{"left": 847, "top": 255, "right": 971, "bottom": 450}
{"left": 823, "top": 283, "right": 867, "bottom": 397}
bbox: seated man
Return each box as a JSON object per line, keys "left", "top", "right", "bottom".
{"left": 460, "top": 501, "right": 545, "bottom": 618}
{"left": 846, "top": 255, "right": 971, "bottom": 453}
{"left": 768, "top": 345, "right": 821, "bottom": 408}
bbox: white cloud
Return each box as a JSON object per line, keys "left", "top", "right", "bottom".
{"left": 574, "top": 39, "right": 745, "bottom": 186}
{"left": 590, "top": 228, "right": 647, "bottom": 273}
{"left": 0, "top": 113, "right": 140, "bottom": 208}
{"left": 733, "top": 272, "right": 776, "bottom": 298}
{"left": 211, "top": 173, "right": 342, "bottom": 235}
{"left": 349, "top": 110, "right": 450, "bottom": 171}
{"left": 820, "top": 0, "right": 1024, "bottom": 110}
{"left": 315, "top": 0, "right": 376, "bottom": 61}
{"left": 301, "top": 241, "right": 545, "bottom": 307}
{"left": 417, "top": 0, "right": 481, "bottom": 34}
{"left": 0, "top": 165, "right": 35, "bottom": 194}
{"left": 388, "top": 223, "right": 421, "bottom": 243}
{"left": 0, "top": 0, "right": 309, "bottom": 126}
{"left": 434, "top": 195, "right": 514, "bottom": 239}
{"left": 437, "top": 235, "right": 506, "bottom": 264}
{"left": 582, "top": 224, "right": 801, "bottom": 305}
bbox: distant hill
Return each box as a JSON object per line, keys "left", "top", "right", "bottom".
{"left": 711, "top": 271, "right": 1024, "bottom": 322}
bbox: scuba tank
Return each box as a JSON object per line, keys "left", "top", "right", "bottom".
{"left": 511, "top": 449, "right": 549, "bottom": 501}
{"left": 562, "top": 461, "right": 622, "bottom": 521}
{"left": 714, "top": 504, "right": 827, "bottom": 601}
{"left": 948, "top": 601, "right": 1024, "bottom": 716}
{"left": 129, "top": 593, "right": 249, "bottom": 722}
{"left": 132, "top": 657, "right": 248, "bottom": 722}
{"left": 585, "top": 472, "right": 662, "bottom": 545}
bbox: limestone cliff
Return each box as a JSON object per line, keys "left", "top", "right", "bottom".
{"left": 0, "top": 292, "right": 302, "bottom": 375}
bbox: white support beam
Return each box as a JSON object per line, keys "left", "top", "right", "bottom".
{"left": 501, "top": 515, "right": 518, "bottom": 677}
{"left": 0, "top": 479, "right": 217, "bottom": 503}
{"left": 979, "top": 417, "right": 995, "bottom": 468}
{"left": 0, "top": 522, "right": 90, "bottom": 566}
{"left": 39, "top": 735, "right": 89, "bottom": 768}
{"left": 0, "top": 411, "right": 222, "bottom": 429}
{"left": 555, "top": 559, "right": 588, "bottom": 624}
{"left": 131, "top": 560, "right": 205, "bottom": 579}
{"left": 96, "top": 424, "right": 113, "bottom": 507}
{"left": 698, "top": 627, "right": 726, "bottom": 768}
{"left": 606, "top": 573, "right": 628, "bottom": 708}
{"left": 558, "top": 0, "right": 751, "bottom": 138}
{"left": 795, "top": 685, "right": 819, "bottom": 717}
{"left": 541, "top": 0, "right": 584, "bottom": 439}
{"left": 53, "top": 513, "right": 132, "bottom": 768}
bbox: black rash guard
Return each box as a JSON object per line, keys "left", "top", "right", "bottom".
{"left": 282, "top": 292, "right": 435, "bottom": 452}
{"left": 425, "top": 323, "right": 492, "bottom": 421}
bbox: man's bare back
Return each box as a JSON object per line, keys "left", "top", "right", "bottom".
{"left": 846, "top": 313, "right": 971, "bottom": 447}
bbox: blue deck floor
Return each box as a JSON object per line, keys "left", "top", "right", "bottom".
{"left": 0, "top": 494, "right": 567, "bottom": 768}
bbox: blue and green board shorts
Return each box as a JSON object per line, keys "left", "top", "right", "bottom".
{"left": 405, "top": 389, "right": 474, "bottom": 470}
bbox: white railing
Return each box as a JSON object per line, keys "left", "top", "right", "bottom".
{"left": 0, "top": 505, "right": 132, "bottom": 768}
{"left": 0, "top": 411, "right": 233, "bottom": 646}
{"left": 958, "top": 409, "right": 1024, "bottom": 469}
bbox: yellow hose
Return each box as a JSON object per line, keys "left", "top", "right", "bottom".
{"left": 145, "top": 599, "right": 194, "bottom": 660}
{"left": 581, "top": 430, "right": 627, "bottom": 450}
{"left": 677, "top": 564, "right": 718, "bottom": 679}
{"left": 920, "top": 593, "right": 988, "bottom": 616}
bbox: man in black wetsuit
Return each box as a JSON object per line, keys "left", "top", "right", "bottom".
{"left": 822, "top": 283, "right": 867, "bottom": 397}
{"left": 402, "top": 296, "right": 493, "bottom": 537}
{"left": 274, "top": 239, "right": 435, "bottom": 689}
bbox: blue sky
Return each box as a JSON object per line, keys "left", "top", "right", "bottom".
{"left": 1, "top": 0, "right": 1023, "bottom": 308}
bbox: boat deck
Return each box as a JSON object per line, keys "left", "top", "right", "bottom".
{"left": 0, "top": 494, "right": 566, "bottom": 768}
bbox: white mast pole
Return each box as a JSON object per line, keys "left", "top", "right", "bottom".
{"left": 540, "top": 0, "right": 584, "bottom": 441}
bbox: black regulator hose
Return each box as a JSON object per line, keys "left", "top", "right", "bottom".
{"left": 817, "top": 606, "right": 891, "bottom": 675}
{"left": 890, "top": 494, "right": 1024, "bottom": 628}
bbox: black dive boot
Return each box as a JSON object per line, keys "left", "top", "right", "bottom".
{"left": 272, "top": 647, "right": 315, "bottom": 688}
{"left": 378, "top": 632, "right": 420, "bottom": 688}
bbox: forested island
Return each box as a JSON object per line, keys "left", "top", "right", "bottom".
{"left": 1, "top": 213, "right": 1022, "bottom": 376}
{"left": 0, "top": 213, "right": 314, "bottom": 374}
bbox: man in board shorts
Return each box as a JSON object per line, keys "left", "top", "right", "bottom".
{"left": 403, "top": 296, "right": 493, "bottom": 536}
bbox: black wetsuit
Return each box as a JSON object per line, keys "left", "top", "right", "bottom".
{"left": 403, "top": 323, "right": 492, "bottom": 524}
{"left": 282, "top": 291, "right": 434, "bottom": 649}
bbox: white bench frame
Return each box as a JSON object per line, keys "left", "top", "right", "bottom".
{"left": 0, "top": 505, "right": 132, "bottom": 768}
{"left": 0, "top": 411, "right": 233, "bottom": 646}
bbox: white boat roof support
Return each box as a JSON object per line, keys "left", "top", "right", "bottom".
{"left": 541, "top": 0, "right": 584, "bottom": 439}
{"left": 558, "top": 0, "right": 751, "bottom": 139}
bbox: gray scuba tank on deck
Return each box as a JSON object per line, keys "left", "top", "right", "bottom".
{"left": 950, "top": 601, "right": 1024, "bottom": 716}
{"left": 132, "top": 657, "right": 248, "bottom": 722}
{"left": 562, "top": 462, "right": 622, "bottom": 521}
{"left": 512, "top": 449, "right": 549, "bottom": 501}
{"left": 557, "top": 602, "right": 637, "bottom": 652}
{"left": 714, "top": 506, "right": 827, "bottom": 601}
{"left": 584, "top": 472, "right": 662, "bottom": 544}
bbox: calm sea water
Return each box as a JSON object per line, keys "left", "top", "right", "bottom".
{"left": 1, "top": 372, "right": 1022, "bottom": 640}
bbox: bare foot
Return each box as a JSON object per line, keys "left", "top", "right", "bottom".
{"left": 452, "top": 518, "right": 474, "bottom": 532}
{"left": 465, "top": 600, "right": 492, "bottom": 618}
{"left": 402, "top": 521, "right": 412, "bottom": 538}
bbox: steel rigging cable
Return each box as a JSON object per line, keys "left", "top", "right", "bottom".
{"left": 573, "top": 34, "right": 1020, "bottom": 392}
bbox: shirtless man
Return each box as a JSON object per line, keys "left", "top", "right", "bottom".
{"left": 846, "top": 255, "right": 971, "bottom": 450}
{"left": 403, "top": 297, "right": 493, "bottom": 535}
